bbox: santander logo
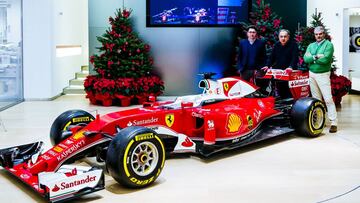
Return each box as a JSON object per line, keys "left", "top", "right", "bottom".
{"left": 51, "top": 175, "right": 97, "bottom": 192}
{"left": 52, "top": 184, "right": 60, "bottom": 192}
{"left": 181, "top": 137, "right": 194, "bottom": 147}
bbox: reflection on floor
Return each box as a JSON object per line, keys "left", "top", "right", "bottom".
{"left": 0, "top": 94, "right": 359, "bottom": 203}
{"left": 0, "top": 99, "right": 23, "bottom": 111}
{"left": 0, "top": 101, "right": 16, "bottom": 111}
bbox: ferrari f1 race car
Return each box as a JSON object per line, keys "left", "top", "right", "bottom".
{"left": 0, "top": 69, "right": 326, "bottom": 202}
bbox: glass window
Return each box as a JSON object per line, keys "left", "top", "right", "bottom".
{"left": 0, "top": 0, "right": 23, "bottom": 110}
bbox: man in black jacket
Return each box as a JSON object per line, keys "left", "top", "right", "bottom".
{"left": 262, "top": 29, "right": 299, "bottom": 98}
{"left": 237, "top": 26, "right": 266, "bottom": 82}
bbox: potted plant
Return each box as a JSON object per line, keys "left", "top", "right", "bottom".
{"left": 330, "top": 67, "right": 352, "bottom": 105}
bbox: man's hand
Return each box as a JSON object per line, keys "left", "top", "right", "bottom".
{"left": 285, "top": 67, "right": 293, "bottom": 74}
{"left": 316, "top": 54, "right": 324, "bottom": 58}
{"left": 261, "top": 66, "right": 270, "bottom": 71}
{"left": 313, "top": 54, "right": 324, "bottom": 60}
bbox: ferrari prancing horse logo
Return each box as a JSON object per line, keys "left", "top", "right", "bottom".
{"left": 165, "top": 114, "right": 175, "bottom": 127}
{"left": 223, "top": 83, "right": 229, "bottom": 91}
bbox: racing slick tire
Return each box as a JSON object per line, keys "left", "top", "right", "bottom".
{"left": 50, "top": 109, "right": 94, "bottom": 145}
{"left": 106, "top": 126, "right": 165, "bottom": 188}
{"left": 291, "top": 97, "right": 326, "bottom": 137}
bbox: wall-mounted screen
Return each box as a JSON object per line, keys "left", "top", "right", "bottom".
{"left": 146, "top": 0, "right": 250, "bottom": 27}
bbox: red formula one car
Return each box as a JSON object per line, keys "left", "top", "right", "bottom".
{"left": 0, "top": 70, "right": 326, "bottom": 202}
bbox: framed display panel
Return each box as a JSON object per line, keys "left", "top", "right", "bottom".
{"left": 146, "top": 0, "right": 251, "bottom": 27}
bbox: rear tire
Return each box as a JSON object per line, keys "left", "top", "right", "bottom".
{"left": 291, "top": 98, "right": 326, "bottom": 137}
{"left": 106, "top": 126, "right": 165, "bottom": 188}
{"left": 50, "top": 110, "right": 94, "bottom": 145}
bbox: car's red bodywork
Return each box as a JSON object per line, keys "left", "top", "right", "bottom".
{"left": 0, "top": 69, "right": 314, "bottom": 202}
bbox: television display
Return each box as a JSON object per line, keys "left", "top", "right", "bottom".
{"left": 146, "top": 0, "right": 250, "bottom": 27}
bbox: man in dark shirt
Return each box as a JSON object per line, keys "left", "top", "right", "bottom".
{"left": 262, "top": 29, "right": 299, "bottom": 98}
{"left": 237, "top": 26, "right": 266, "bottom": 82}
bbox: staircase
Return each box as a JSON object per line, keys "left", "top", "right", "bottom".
{"left": 63, "top": 65, "right": 89, "bottom": 94}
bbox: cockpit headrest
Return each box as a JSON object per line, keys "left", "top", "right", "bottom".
{"left": 198, "top": 80, "right": 208, "bottom": 89}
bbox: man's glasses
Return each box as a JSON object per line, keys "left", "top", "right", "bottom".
{"left": 248, "top": 31, "right": 256, "bottom": 33}
{"left": 315, "top": 32, "right": 324, "bottom": 36}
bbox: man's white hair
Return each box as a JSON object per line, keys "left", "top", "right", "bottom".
{"left": 314, "top": 26, "right": 325, "bottom": 33}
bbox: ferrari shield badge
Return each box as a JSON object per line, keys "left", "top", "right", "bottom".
{"left": 165, "top": 114, "right": 175, "bottom": 127}
{"left": 222, "top": 81, "right": 238, "bottom": 96}
{"left": 223, "top": 83, "right": 229, "bottom": 91}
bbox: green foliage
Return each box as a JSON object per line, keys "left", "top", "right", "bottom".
{"left": 248, "top": 0, "right": 283, "bottom": 55}
{"left": 90, "top": 9, "right": 154, "bottom": 79}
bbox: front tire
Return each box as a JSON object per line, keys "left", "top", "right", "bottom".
{"left": 50, "top": 110, "right": 94, "bottom": 145}
{"left": 106, "top": 126, "right": 165, "bottom": 188}
{"left": 291, "top": 97, "right": 326, "bottom": 137}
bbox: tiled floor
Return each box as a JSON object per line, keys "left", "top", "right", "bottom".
{"left": 0, "top": 94, "right": 359, "bottom": 203}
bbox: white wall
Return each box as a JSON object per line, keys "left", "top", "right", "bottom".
{"left": 23, "top": 0, "right": 54, "bottom": 99}
{"left": 52, "top": 0, "right": 88, "bottom": 96}
{"left": 307, "top": 0, "right": 360, "bottom": 77}
{"left": 23, "top": 0, "right": 88, "bottom": 100}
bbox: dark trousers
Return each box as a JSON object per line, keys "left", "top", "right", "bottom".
{"left": 241, "top": 69, "right": 269, "bottom": 95}
{"left": 255, "top": 78, "right": 270, "bottom": 95}
{"left": 240, "top": 69, "right": 255, "bottom": 82}
{"left": 275, "top": 81, "right": 292, "bottom": 99}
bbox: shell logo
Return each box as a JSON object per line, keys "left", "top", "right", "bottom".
{"left": 227, "top": 113, "right": 242, "bottom": 133}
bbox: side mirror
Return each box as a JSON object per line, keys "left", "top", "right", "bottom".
{"left": 149, "top": 96, "right": 156, "bottom": 102}
{"left": 181, "top": 101, "right": 193, "bottom": 108}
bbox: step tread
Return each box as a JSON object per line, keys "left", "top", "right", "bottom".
{"left": 63, "top": 87, "right": 85, "bottom": 95}
{"left": 80, "top": 70, "right": 89, "bottom": 74}
{"left": 81, "top": 66, "right": 89, "bottom": 71}
{"left": 70, "top": 78, "right": 86, "bottom": 81}
{"left": 65, "top": 86, "right": 85, "bottom": 89}
{"left": 63, "top": 65, "right": 89, "bottom": 95}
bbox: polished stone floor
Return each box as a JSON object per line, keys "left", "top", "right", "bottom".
{"left": 0, "top": 94, "right": 359, "bottom": 203}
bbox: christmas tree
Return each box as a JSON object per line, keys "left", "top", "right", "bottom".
{"left": 248, "top": 0, "right": 283, "bottom": 55}
{"left": 295, "top": 12, "right": 331, "bottom": 69}
{"left": 84, "top": 8, "right": 164, "bottom": 106}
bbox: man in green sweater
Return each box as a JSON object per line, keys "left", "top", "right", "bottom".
{"left": 303, "top": 26, "right": 337, "bottom": 133}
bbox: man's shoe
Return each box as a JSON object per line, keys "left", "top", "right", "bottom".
{"left": 329, "top": 125, "right": 337, "bottom": 133}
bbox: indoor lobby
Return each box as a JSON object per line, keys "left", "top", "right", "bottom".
{"left": 0, "top": 0, "right": 360, "bottom": 203}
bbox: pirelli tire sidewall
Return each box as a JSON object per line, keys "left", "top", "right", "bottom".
{"left": 291, "top": 97, "right": 326, "bottom": 137}
{"left": 50, "top": 109, "right": 94, "bottom": 145}
{"left": 106, "top": 126, "right": 165, "bottom": 188}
